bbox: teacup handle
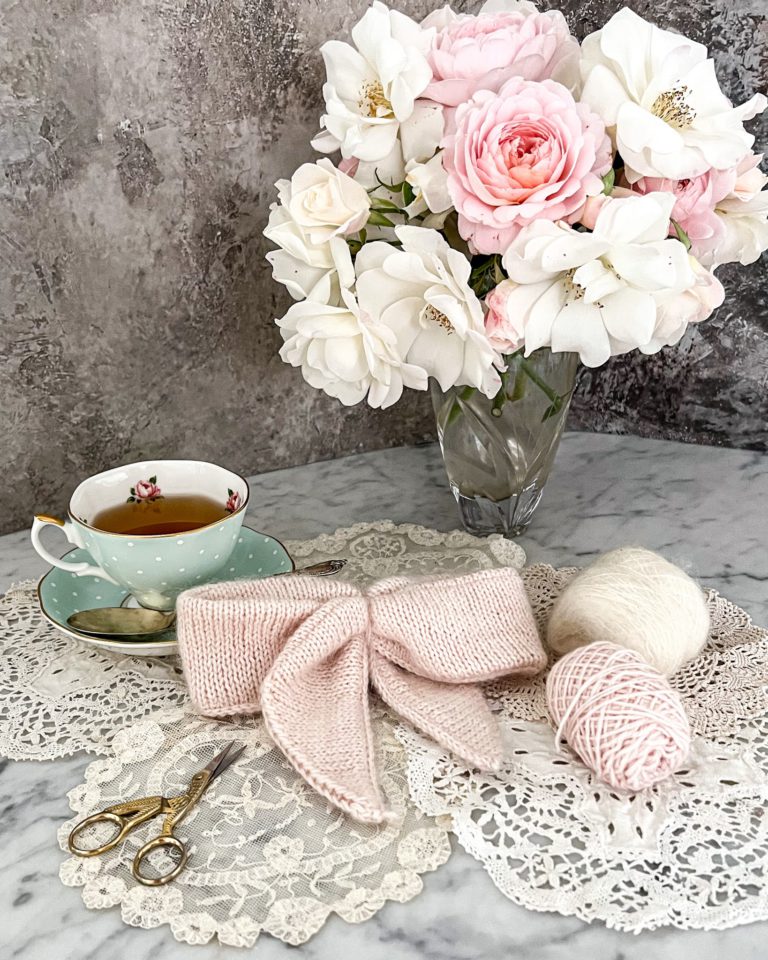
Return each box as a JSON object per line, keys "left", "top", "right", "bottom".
{"left": 31, "top": 515, "right": 119, "bottom": 584}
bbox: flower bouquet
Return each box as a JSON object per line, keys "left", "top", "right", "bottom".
{"left": 265, "top": 0, "right": 767, "bottom": 536}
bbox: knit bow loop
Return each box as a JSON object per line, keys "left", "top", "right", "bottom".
{"left": 367, "top": 575, "right": 545, "bottom": 682}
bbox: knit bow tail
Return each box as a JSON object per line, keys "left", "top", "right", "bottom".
{"left": 260, "top": 597, "right": 386, "bottom": 824}
{"left": 369, "top": 656, "right": 503, "bottom": 772}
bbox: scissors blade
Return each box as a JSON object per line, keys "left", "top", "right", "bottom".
{"left": 201, "top": 741, "right": 245, "bottom": 782}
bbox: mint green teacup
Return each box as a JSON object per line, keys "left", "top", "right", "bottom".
{"left": 31, "top": 459, "right": 249, "bottom": 610}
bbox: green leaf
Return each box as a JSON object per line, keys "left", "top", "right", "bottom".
{"left": 402, "top": 181, "right": 416, "bottom": 206}
{"left": 126, "top": 496, "right": 135, "bottom": 502}
{"left": 671, "top": 218, "right": 692, "bottom": 251}
{"left": 601, "top": 169, "right": 615, "bottom": 195}
{"left": 129, "top": 487, "right": 136, "bottom": 496}
{"left": 469, "top": 255, "right": 505, "bottom": 298}
{"left": 370, "top": 197, "right": 401, "bottom": 212}
{"left": 373, "top": 170, "right": 405, "bottom": 192}
{"left": 541, "top": 396, "right": 564, "bottom": 422}
{"left": 149, "top": 475, "right": 156, "bottom": 484}
{"left": 358, "top": 228, "right": 367, "bottom": 245}
{"left": 367, "top": 210, "right": 396, "bottom": 228}
{"left": 228, "top": 488, "right": 234, "bottom": 496}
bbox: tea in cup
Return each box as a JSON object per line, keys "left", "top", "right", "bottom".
{"left": 31, "top": 460, "right": 249, "bottom": 610}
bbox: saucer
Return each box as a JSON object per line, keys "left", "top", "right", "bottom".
{"left": 37, "top": 527, "right": 293, "bottom": 657}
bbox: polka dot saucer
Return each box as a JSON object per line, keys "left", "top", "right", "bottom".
{"left": 37, "top": 527, "right": 294, "bottom": 657}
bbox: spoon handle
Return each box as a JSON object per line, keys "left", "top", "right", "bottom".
{"left": 286, "top": 559, "right": 347, "bottom": 577}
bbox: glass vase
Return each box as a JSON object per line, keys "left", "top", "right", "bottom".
{"left": 431, "top": 349, "right": 579, "bottom": 538}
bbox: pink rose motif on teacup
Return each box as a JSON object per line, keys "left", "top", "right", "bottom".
{"left": 127, "top": 476, "right": 162, "bottom": 503}
{"left": 443, "top": 77, "right": 612, "bottom": 254}
{"left": 225, "top": 489, "right": 241, "bottom": 513}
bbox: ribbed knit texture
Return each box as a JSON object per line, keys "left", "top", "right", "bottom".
{"left": 176, "top": 567, "right": 545, "bottom": 823}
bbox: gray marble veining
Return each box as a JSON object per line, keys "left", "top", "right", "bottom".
{"left": 2, "top": 433, "right": 768, "bottom": 959}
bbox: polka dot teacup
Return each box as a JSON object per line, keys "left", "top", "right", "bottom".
{"left": 31, "top": 460, "right": 249, "bottom": 610}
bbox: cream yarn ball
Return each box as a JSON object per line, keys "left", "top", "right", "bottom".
{"left": 546, "top": 547, "right": 710, "bottom": 676}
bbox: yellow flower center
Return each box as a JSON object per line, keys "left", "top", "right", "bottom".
{"left": 650, "top": 86, "right": 696, "bottom": 129}
{"left": 423, "top": 304, "right": 454, "bottom": 332}
{"left": 563, "top": 269, "right": 586, "bottom": 302}
{"left": 359, "top": 80, "right": 394, "bottom": 119}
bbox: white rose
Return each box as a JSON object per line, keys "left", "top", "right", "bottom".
{"left": 264, "top": 202, "right": 355, "bottom": 305}
{"left": 347, "top": 101, "right": 445, "bottom": 193}
{"left": 649, "top": 257, "right": 725, "bottom": 352}
{"left": 711, "top": 193, "right": 768, "bottom": 266}
{"left": 501, "top": 193, "right": 698, "bottom": 367}
{"left": 276, "top": 288, "right": 427, "bottom": 409}
{"left": 701, "top": 154, "right": 768, "bottom": 267}
{"left": 354, "top": 226, "right": 503, "bottom": 396}
{"left": 580, "top": 8, "right": 766, "bottom": 181}
{"left": 312, "top": 1, "right": 434, "bottom": 164}
{"left": 405, "top": 152, "right": 452, "bottom": 219}
{"left": 264, "top": 204, "right": 334, "bottom": 302}
{"left": 286, "top": 159, "right": 370, "bottom": 245}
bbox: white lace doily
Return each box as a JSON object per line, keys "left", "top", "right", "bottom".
{"left": 0, "top": 582, "right": 187, "bottom": 760}
{"left": 399, "top": 564, "right": 768, "bottom": 933}
{"left": 285, "top": 520, "right": 525, "bottom": 584}
{"left": 0, "top": 521, "right": 524, "bottom": 761}
{"left": 59, "top": 706, "right": 451, "bottom": 948}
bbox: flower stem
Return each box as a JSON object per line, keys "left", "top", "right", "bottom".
{"left": 446, "top": 385, "right": 476, "bottom": 427}
{"left": 518, "top": 357, "right": 561, "bottom": 407}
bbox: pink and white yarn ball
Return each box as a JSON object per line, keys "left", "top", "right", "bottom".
{"left": 545, "top": 641, "right": 691, "bottom": 792}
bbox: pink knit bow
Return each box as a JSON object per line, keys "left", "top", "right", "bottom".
{"left": 176, "top": 567, "right": 545, "bottom": 823}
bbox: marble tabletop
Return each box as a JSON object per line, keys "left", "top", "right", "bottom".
{"left": 3, "top": 432, "right": 768, "bottom": 960}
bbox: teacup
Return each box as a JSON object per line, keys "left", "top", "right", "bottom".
{"left": 31, "top": 459, "right": 249, "bottom": 610}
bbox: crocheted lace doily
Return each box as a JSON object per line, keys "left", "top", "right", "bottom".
{"left": 58, "top": 706, "right": 450, "bottom": 948}
{"left": 399, "top": 563, "right": 768, "bottom": 933}
{"left": 0, "top": 520, "right": 525, "bottom": 760}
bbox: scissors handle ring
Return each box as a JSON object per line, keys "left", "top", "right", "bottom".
{"left": 68, "top": 811, "right": 131, "bottom": 857}
{"left": 132, "top": 835, "right": 189, "bottom": 887}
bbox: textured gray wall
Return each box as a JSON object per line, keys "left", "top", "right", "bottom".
{"left": 0, "top": 0, "right": 766, "bottom": 534}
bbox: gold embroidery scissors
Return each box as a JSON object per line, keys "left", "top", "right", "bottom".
{"left": 67, "top": 741, "right": 245, "bottom": 886}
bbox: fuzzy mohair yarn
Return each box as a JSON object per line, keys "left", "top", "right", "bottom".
{"left": 546, "top": 547, "right": 710, "bottom": 676}
{"left": 546, "top": 641, "right": 691, "bottom": 791}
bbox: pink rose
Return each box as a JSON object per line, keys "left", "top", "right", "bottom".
{"left": 634, "top": 152, "right": 768, "bottom": 266}
{"left": 424, "top": 9, "right": 579, "bottom": 107}
{"left": 337, "top": 157, "right": 360, "bottom": 178}
{"left": 484, "top": 280, "right": 526, "bottom": 354}
{"left": 134, "top": 479, "right": 161, "bottom": 500}
{"left": 728, "top": 152, "right": 768, "bottom": 199}
{"left": 444, "top": 77, "right": 612, "bottom": 254}
{"left": 225, "top": 490, "right": 241, "bottom": 513}
{"left": 629, "top": 168, "right": 736, "bottom": 255}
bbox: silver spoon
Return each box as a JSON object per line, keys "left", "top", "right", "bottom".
{"left": 67, "top": 559, "right": 348, "bottom": 638}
